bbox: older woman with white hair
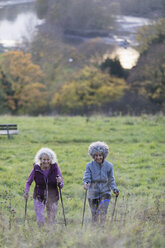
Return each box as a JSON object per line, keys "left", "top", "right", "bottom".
{"left": 83, "top": 141, "right": 119, "bottom": 225}
{"left": 24, "top": 147, "right": 64, "bottom": 227}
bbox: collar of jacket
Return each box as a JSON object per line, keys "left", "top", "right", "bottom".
{"left": 93, "top": 160, "right": 106, "bottom": 167}
{"left": 33, "top": 163, "right": 57, "bottom": 174}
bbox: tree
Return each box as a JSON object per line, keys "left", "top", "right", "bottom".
{"left": 0, "top": 51, "right": 48, "bottom": 115}
{"left": 100, "top": 57, "right": 126, "bottom": 78}
{"left": 128, "top": 42, "right": 165, "bottom": 111}
{"left": 51, "top": 66, "right": 128, "bottom": 114}
{"left": 0, "top": 73, "right": 6, "bottom": 114}
{"left": 35, "top": 0, "right": 116, "bottom": 36}
{"left": 35, "top": 0, "right": 48, "bottom": 19}
{"left": 127, "top": 19, "right": 165, "bottom": 112}
{"left": 136, "top": 18, "right": 165, "bottom": 54}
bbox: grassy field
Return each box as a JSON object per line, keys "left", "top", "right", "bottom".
{"left": 0, "top": 115, "right": 164, "bottom": 248}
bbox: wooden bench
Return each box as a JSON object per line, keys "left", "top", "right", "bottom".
{"left": 0, "top": 124, "right": 18, "bottom": 139}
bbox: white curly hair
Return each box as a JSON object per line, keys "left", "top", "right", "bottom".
{"left": 34, "top": 147, "right": 57, "bottom": 166}
{"left": 88, "top": 141, "right": 109, "bottom": 159}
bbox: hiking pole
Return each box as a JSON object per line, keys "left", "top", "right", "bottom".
{"left": 57, "top": 176, "right": 67, "bottom": 227}
{"left": 59, "top": 185, "right": 67, "bottom": 226}
{"left": 24, "top": 198, "right": 28, "bottom": 224}
{"left": 111, "top": 195, "right": 118, "bottom": 223}
{"left": 81, "top": 183, "right": 88, "bottom": 228}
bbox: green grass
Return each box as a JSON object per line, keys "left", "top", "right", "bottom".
{"left": 0, "top": 115, "right": 164, "bottom": 248}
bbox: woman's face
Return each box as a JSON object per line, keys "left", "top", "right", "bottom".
{"left": 40, "top": 154, "right": 51, "bottom": 169}
{"left": 93, "top": 152, "right": 104, "bottom": 164}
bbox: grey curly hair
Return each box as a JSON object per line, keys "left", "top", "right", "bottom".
{"left": 34, "top": 147, "right": 57, "bottom": 166}
{"left": 88, "top": 141, "right": 109, "bottom": 158}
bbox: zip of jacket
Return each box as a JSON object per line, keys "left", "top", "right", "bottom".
{"left": 35, "top": 169, "right": 49, "bottom": 203}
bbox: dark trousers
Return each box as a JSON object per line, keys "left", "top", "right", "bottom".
{"left": 88, "top": 194, "right": 110, "bottom": 224}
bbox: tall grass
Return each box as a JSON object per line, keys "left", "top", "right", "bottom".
{"left": 0, "top": 115, "right": 164, "bottom": 247}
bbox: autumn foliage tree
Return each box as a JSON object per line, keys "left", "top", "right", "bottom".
{"left": 127, "top": 19, "right": 165, "bottom": 112}
{"left": 0, "top": 51, "right": 48, "bottom": 115}
{"left": 136, "top": 19, "right": 165, "bottom": 54}
{"left": 51, "top": 66, "right": 128, "bottom": 114}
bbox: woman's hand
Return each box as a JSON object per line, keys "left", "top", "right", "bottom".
{"left": 24, "top": 192, "right": 29, "bottom": 200}
{"left": 113, "top": 188, "right": 119, "bottom": 197}
{"left": 56, "top": 176, "right": 62, "bottom": 183}
{"left": 84, "top": 182, "right": 89, "bottom": 190}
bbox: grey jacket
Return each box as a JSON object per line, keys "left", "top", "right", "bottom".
{"left": 83, "top": 160, "right": 117, "bottom": 199}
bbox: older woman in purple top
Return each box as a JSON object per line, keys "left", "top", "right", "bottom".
{"left": 24, "top": 147, "right": 64, "bottom": 227}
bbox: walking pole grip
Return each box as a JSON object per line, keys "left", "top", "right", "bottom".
{"left": 57, "top": 175, "right": 61, "bottom": 188}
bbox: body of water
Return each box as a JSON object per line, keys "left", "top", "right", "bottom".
{"left": 0, "top": 0, "right": 44, "bottom": 47}
{"left": 64, "top": 15, "right": 151, "bottom": 69}
{"left": 0, "top": 1, "right": 151, "bottom": 68}
{"left": 101, "top": 15, "right": 150, "bottom": 69}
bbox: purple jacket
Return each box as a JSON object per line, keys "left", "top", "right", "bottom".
{"left": 25, "top": 163, "right": 64, "bottom": 203}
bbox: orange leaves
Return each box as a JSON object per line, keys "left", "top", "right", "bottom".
{"left": 51, "top": 66, "right": 128, "bottom": 113}
{"left": 0, "top": 51, "right": 47, "bottom": 114}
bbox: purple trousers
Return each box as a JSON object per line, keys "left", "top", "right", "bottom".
{"left": 33, "top": 198, "right": 58, "bottom": 225}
